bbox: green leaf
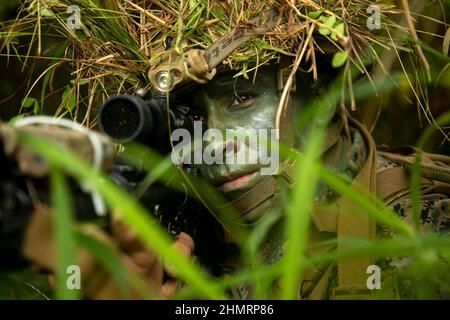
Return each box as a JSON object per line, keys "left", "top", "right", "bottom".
{"left": 21, "top": 97, "right": 36, "bottom": 108}
{"left": 41, "top": 8, "right": 53, "bottom": 17}
{"left": 319, "top": 15, "right": 336, "bottom": 36}
{"left": 62, "top": 85, "right": 76, "bottom": 111}
{"left": 332, "top": 50, "right": 349, "bottom": 68}
{"left": 319, "top": 23, "right": 330, "bottom": 35}
{"left": 33, "top": 100, "right": 40, "bottom": 114}
{"left": 325, "top": 15, "right": 337, "bottom": 28}
{"left": 319, "top": 27, "right": 331, "bottom": 36}
{"left": 308, "top": 11, "right": 322, "bottom": 19}
{"left": 331, "top": 22, "right": 345, "bottom": 41}
{"left": 279, "top": 121, "right": 324, "bottom": 299}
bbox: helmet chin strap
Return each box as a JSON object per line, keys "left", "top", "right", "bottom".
{"left": 276, "top": 58, "right": 296, "bottom": 150}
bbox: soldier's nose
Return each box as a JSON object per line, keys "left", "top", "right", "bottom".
{"left": 223, "top": 139, "right": 240, "bottom": 155}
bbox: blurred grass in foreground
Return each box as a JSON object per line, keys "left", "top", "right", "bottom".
{"left": 6, "top": 69, "right": 449, "bottom": 300}
{"left": 0, "top": 0, "right": 449, "bottom": 300}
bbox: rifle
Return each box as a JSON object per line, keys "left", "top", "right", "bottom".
{"left": 0, "top": 92, "right": 226, "bottom": 271}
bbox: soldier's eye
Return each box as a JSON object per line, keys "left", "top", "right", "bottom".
{"left": 228, "top": 94, "right": 255, "bottom": 109}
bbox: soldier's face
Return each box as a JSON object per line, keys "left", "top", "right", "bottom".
{"left": 190, "top": 65, "right": 294, "bottom": 214}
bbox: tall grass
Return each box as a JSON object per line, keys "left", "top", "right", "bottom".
{"left": 50, "top": 169, "right": 80, "bottom": 299}
{"left": 12, "top": 80, "right": 450, "bottom": 300}
{"left": 1, "top": 0, "right": 449, "bottom": 300}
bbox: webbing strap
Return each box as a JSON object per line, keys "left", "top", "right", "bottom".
{"left": 322, "top": 119, "right": 344, "bottom": 155}
{"left": 333, "top": 118, "right": 377, "bottom": 299}
{"left": 277, "top": 58, "right": 296, "bottom": 150}
{"left": 377, "top": 151, "right": 450, "bottom": 184}
{"left": 306, "top": 264, "right": 335, "bottom": 300}
{"left": 311, "top": 205, "right": 339, "bottom": 233}
{"left": 218, "top": 176, "right": 278, "bottom": 216}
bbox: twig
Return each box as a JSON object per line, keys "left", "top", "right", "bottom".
{"left": 401, "top": 0, "right": 431, "bottom": 82}
{"left": 276, "top": 24, "right": 316, "bottom": 140}
{"left": 125, "top": 0, "right": 171, "bottom": 27}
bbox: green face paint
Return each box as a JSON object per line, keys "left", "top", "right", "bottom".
{"left": 186, "top": 65, "right": 312, "bottom": 222}
{"left": 190, "top": 66, "right": 276, "bottom": 195}
{"left": 186, "top": 65, "right": 324, "bottom": 220}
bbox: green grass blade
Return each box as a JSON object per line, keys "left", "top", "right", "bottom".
{"left": 50, "top": 169, "right": 80, "bottom": 300}
{"left": 279, "top": 128, "right": 324, "bottom": 299}
{"left": 18, "top": 131, "right": 225, "bottom": 299}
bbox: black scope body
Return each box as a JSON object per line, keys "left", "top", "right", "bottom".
{"left": 98, "top": 93, "right": 201, "bottom": 151}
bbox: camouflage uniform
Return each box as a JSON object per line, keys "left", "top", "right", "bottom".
{"left": 227, "top": 117, "right": 450, "bottom": 300}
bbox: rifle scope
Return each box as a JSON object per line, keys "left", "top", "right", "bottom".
{"left": 98, "top": 94, "right": 202, "bottom": 149}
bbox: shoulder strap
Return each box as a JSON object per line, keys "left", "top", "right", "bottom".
{"left": 333, "top": 118, "right": 377, "bottom": 299}
{"left": 378, "top": 150, "right": 450, "bottom": 184}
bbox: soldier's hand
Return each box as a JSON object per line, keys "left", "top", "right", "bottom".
{"left": 111, "top": 215, "right": 195, "bottom": 298}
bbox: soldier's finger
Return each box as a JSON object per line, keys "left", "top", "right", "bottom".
{"left": 160, "top": 280, "right": 182, "bottom": 297}
{"left": 164, "top": 232, "right": 195, "bottom": 278}
{"left": 111, "top": 214, "right": 141, "bottom": 251}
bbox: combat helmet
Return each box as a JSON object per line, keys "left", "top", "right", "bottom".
{"left": 6, "top": 1, "right": 420, "bottom": 143}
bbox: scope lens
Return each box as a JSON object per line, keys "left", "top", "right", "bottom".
{"left": 99, "top": 97, "right": 143, "bottom": 141}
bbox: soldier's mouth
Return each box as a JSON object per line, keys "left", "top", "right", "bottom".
{"left": 219, "top": 171, "right": 259, "bottom": 192}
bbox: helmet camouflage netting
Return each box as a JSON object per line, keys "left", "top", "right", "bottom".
{"left": 3, "top": 1, "right": 420, "bottom": 111}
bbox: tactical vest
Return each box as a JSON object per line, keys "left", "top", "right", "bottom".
{"left": 299, "top": 118, "right": 450, "bottom": 300}
{"left": 5, "top": 118, "right": 450, "bottom": 300}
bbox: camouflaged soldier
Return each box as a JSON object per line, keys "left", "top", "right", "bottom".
{"left": 1, "top": 3, "right": 450, "bottom": 300}
{"left": 143, "top": 7, "right": 450, "bottom": 299}
{"left": 184, "top": 62, "right": 450, "bottom": 299}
